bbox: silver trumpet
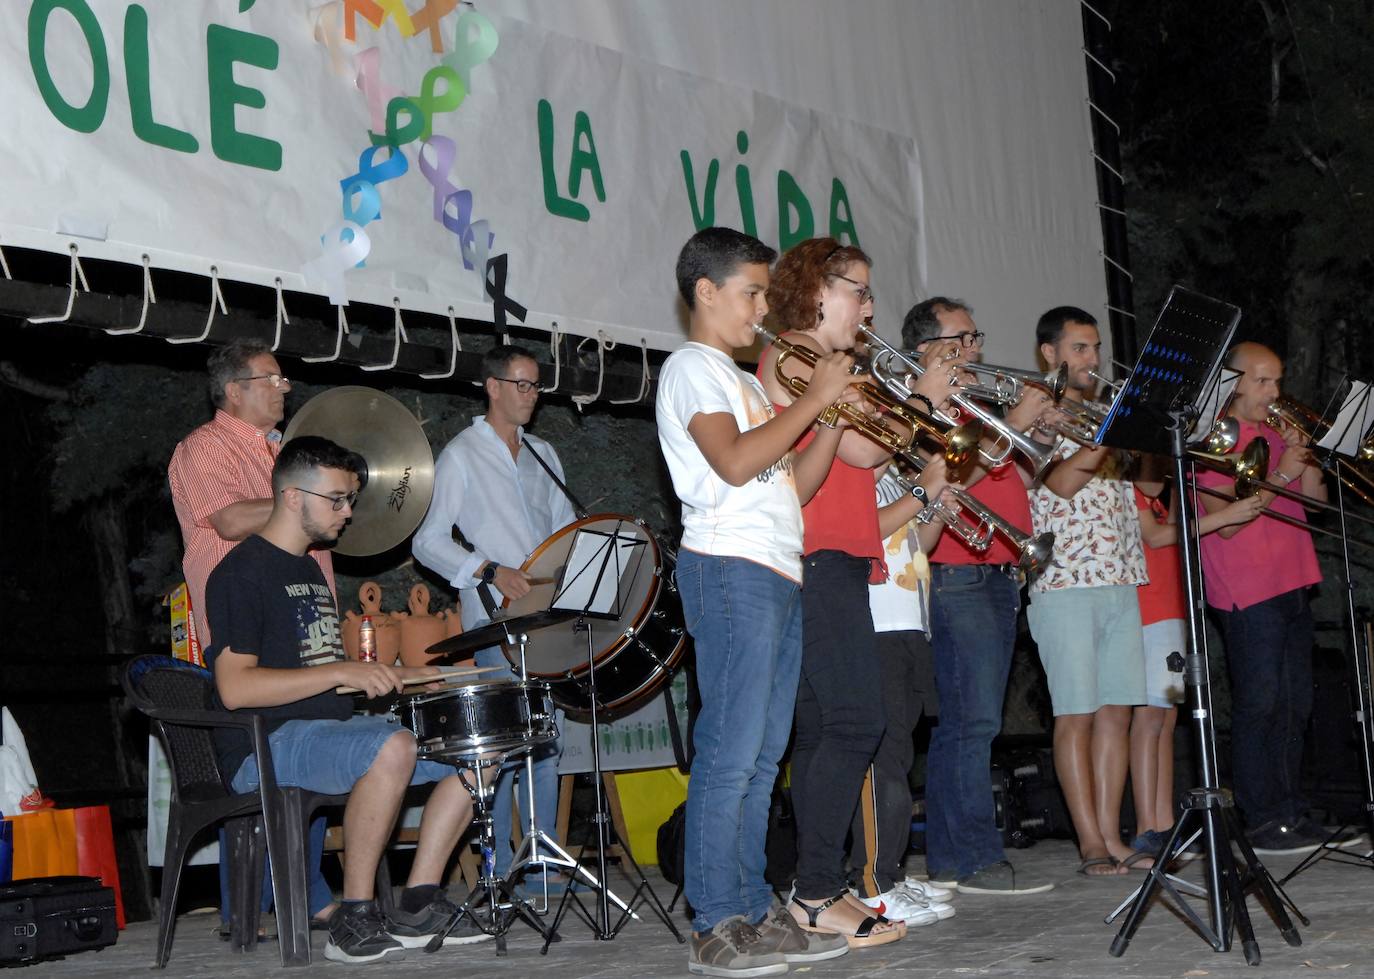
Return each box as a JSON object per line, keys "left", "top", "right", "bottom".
{"left": 858, "top": 325, "right": 1061, "bottom": 480}
{"left": 957, "top": 361, "right": 1069, "bottom": 404}
{"left": 890, "top": 460, "right": 1056, "bottom": 576}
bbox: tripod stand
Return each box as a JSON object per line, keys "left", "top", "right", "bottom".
{"left": 1279, "top": 471, "right": 1374, "bottom": 883}
{"left": 538, "top": 521, "right": 684, "bottom": 951}
{"left": 1100, "top": 287, "right": 1302, "bottom": 963}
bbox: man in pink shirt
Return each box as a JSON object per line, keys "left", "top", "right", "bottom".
{"left": 169, "top": 340, "right": 335, "bottom": 647}
{"left": 1197, "top": 341, "right": 1325, "bottom": 855}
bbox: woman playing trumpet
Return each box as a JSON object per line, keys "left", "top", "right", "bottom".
{"left": 757, "top": 237, "right": 963, "bottom": 946}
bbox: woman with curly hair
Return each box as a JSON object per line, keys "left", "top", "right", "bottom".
{"left": 757, "top": 237, "right": 959, "bottom": 948}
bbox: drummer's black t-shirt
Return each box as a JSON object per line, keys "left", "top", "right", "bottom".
{"left": 204, "top": 534, "right": 352, "bottom": 779}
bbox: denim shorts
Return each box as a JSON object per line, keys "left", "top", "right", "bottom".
{"left": 229, "top": 715, "right": 458, "bottom": 795}
{"left": 1026, "top": 584, "right": 1146, "bottom": 715}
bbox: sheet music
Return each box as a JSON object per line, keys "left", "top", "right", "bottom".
{"left": 1189, "top": 367, "right": 1242, "bottom": 438}
{"left": 1315, "top": 380, "right": 1374, "bottom": 458}
{"left": 551, "top": 530, "right": 644, "bottom": 616}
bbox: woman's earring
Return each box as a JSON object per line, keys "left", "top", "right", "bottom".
{"left": 817, "top": 302, "right": 825, "bottom": 323}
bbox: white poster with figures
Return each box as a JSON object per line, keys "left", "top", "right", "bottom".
{"left": 558, "top": 673, "right": 689, "bottom": 775}
{"left": 147, "top": 736, "right": 218, "bottom": 867}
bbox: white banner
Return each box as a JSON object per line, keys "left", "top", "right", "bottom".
{"left": 2, "top": 1, "right": 921, "bottom": 352}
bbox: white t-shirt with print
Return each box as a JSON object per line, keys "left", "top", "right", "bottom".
{"left": 656, "top": 342, "right": 804, "bottom": 581}
{"left": 868, "top": 470, "right": 931, "bottom": 634}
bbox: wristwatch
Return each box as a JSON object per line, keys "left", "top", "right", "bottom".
{"left": 479, "top": 561, "right": 498, "bottom": 584}
{"left": 909, "top": 483, "right": 929, "bottom": 505}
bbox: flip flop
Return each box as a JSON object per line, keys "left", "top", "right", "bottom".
{"left": 1076, "top": 856, "right": 1121, "bottom": 878}
{"left": 1118, "top": 850, "right": 1155, "bottom": 871}
{"left": 790, "top": 892, "right": 904, "bottom": 949}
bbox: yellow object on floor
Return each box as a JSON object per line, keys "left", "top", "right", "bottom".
{"left": 612, "top": 766, "right": 688, "bottom": 865}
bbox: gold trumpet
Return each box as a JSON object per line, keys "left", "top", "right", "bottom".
{"left": 1267, "top": 396, "right": 1374, "bottom": 508}
{"left": 754, "top": 324, "right": 983, "bottom": 473}
{"left": 856, "top": 325, "right": 1061, "bottom": 479}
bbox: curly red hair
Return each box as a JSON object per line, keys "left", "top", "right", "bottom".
{"left": 765, "top": 237, "right": 871, "bottom": 334}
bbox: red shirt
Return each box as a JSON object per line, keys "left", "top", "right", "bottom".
{"left": 1135, "top": 487, "right": 1186, "bottom": 625}
{"left": 930, "top": 461, "right": 1035, "bottom": 566}
{"left": 168, "top": 410, "right": 336, "bottom": 645}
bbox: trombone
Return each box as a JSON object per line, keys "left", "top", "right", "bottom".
{"left": 1187, "top": 435, "right": 1374, "bottom": 535}
{"left": 888, "top": 463, "right": 1056, "bottom": 576}
{"left": 1267, "top": 397, "right": 1374, "bottom": 508}
{"left": 856, "top": 325, "right": 1060, "bottom": 479}
{"left": 754, "top": 324, "right": 984, "bottom": 474}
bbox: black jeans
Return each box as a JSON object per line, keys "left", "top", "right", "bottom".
{"left": 850, "top": 630, "right": 937, "bottom": 897}
{"left": 793, "top": 550, "right": 885, "bottom": 899}
{"left": 1214, "top": 587, "right": 1314, "bottom": 828}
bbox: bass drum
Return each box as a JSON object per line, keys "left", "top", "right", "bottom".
{"left": 503, "top": 514, "right": 687, "bottom": 720}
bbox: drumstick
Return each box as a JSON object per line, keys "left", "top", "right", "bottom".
{"left": 334, "top": 664, "right": 508, "bottom": 695}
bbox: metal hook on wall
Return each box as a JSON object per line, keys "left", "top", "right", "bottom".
{"left": 360, "top": 298, "right": 409, "bottom": 372}
{"left": 420, "top": 306, "right": 463, "bottom": 380}
{"left": 302, "top": 306, "right": 351, "bottom": 364}
{"left": 166, "top": 266, "right": 228, "bottom": 344}
{"left": 105, "top": 255, "right": 157, "bottom": 336}
{"left": 28, "top": 243, "right": 90, "bottom": 325}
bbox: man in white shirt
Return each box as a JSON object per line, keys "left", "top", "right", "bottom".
{"left": 412, "top": 345, "right": 578, "bottom": 886}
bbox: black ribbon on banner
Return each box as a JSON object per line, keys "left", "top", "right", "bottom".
{"left": 484, "top": 254, "right": 528, "bottom": 336}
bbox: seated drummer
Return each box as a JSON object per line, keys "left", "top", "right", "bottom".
{"left": 204, "top": 436, "right": 490, "bottom": 964}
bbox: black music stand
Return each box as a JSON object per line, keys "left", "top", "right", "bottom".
{"left": 1280, "top": 381, "right": 1374, "bottom": 883}
{"left": 1102, "top": 286, "right": 1302, "bottom": 965}
{"left": 540, "top": 521, "right": 684, "bottom": 950}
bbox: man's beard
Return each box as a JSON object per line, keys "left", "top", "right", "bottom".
{"left": 302, "top": 509, "right": 342, "bottom": 547}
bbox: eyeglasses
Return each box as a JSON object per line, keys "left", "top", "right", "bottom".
{"left": 946, "top": 331, "right": 985, "bottom": 348}
{"left": 491, "top": 377, "right": 543, "bottom": 394}
{"left": 238, "top": 373, "right": 290, "bottom": 389}
{"left": 290, "top": 487, "right": 358, "bottom": 511}
{"left": 829, "top": 273, "right": 875, "bottom": 306}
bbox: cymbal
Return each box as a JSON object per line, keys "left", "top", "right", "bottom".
{"left": 283, "top": 386, "right": 434, "bottom": 556}
{"left": 425, "top": 609, "right": 581, "bottom": 658}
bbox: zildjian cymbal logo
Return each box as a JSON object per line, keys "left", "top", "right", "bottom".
{"left": 387, "top": 467, "right": 413, "bottom": 512}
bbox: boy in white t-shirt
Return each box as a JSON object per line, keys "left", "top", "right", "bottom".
{"left": 658, "top": 227, "right": 860, "bottom": 978}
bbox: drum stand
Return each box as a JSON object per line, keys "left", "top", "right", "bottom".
{"left": 541, "top": 615, "right": 684, "bottom": 952}
{"left": 504, "top": 633, "right": 640, "bottom": 923}
{"left": 424, "top": 753, "right": 556, "bottom": 956}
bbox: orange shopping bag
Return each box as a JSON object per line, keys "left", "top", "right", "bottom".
{"left": 6, "top": 809, "right": 78, "bottom": 879}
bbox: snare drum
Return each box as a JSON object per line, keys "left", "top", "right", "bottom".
{"left": 395, "top": 680, "right": 556, "bottom": 762}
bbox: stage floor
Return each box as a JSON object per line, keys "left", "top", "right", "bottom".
{"left": 23, "top": 837, "right": 1374, "bottom": 977}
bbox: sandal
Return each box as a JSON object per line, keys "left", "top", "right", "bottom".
{"left": 1076, "top": 856, "right": 1122, "bottom": 878}
{"left": 789, "top": 892, "right": 903, "bottom": 949}
{"left": 1118, "top": 850, "right": 1155, "bottom": 871}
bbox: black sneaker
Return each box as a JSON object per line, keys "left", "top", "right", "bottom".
{"left": 1248, "top": 819, "right": 1327, "bottom": 855}
{"left": 955, "top": 860, "right": 1054, "bottom": 895}
{"left": 1294, "top": 817, "right": 1366, "bottom": 849}
{"left": 324, "top": 901, "right": 405, "bottom": 964}
{"left": 385, "top": 891, "right": 493, "bottom": 948}
{"left": 688, "top": 914, "right": 788, "bottom": 977}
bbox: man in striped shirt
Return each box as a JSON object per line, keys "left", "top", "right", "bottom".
{"left": 169, "top": 340, "right": 335, "bottom": 647}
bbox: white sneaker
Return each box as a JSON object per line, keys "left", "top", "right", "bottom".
{"left": 894, "top": 881, "right": 955, "bottom": 920}
{"left": 852, "top": 886, "right": 942, "bottom": 927}
{"left": 902, "top": 875, "right": 955, "bottom": 903}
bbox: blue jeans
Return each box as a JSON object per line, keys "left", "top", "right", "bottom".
{"left": 1214, "top": 587, "right": 1314, "bottom": 828}
{"left": 925, "top": 564, "right": 1020, "bottom": 880}
{"left": 677, "top": 550, "right": 802, "bottom": 933}
{"left": 474, "top": 644, "right": 563, "bottom": 878}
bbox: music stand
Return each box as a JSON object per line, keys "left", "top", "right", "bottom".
{"left": 1102, "top": 286, "right": 1302, "bottom": 965}
{"left": 1280, "top": 381, "right": 1374, "bottom": 883}
{"left": 540, "top": 521, "right": 684, "bottom": 950}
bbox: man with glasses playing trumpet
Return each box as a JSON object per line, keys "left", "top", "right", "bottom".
{"left": 1025, "top": 306, "right": 1153, "bottom": 878}
{"left": 898, "top": 298, "right": 1056, "bottom": 896}
{"left": 1195, "top": 341, "right": 1334, "bottom": 855}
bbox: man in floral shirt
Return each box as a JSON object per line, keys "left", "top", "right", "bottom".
{"left": 1026, "top": 307, "right": 1149, "bottom": 878}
